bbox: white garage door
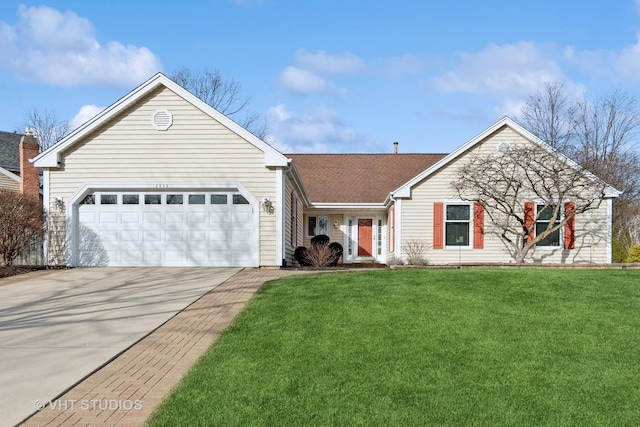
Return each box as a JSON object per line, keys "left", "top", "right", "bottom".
{"left": 77, "top": 191, "right": 256, "bottom": 267}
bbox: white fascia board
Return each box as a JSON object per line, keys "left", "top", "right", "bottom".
{"left": 308, "top": 202, "right": 387, "bottom": 210}
{"left": 33, "top": 72, "right": 290, "bottom": 168}
{"left": 0, "top": 166, "right": 20, "bottom": 182}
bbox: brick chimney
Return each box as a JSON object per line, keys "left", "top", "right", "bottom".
{"left": 19, "top": 134, "right": 40, "bottom": 202}
{"left": 393, "top": 141, "right": 398, "bottom": 154}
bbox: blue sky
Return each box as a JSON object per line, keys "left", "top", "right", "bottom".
{"left": 1, "top": 1, "right": 640, "bottom": 154}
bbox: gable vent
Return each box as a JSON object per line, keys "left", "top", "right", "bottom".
{"left": 151, "top": 110, "right": 173, "bottom": 131}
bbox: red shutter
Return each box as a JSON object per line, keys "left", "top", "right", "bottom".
{"left": 564, "top": 201, "right": 575, "bottom": 249}
{"left": 524, "top": 202, "right": 535, "bottom": 243}
{"left": 433, "top": 202, "right": 444, "bottom": 249}
{"left": 473, "top": 202, "right": 484, "bottom": 249}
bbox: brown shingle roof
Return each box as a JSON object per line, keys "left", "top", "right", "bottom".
{"left": 288, "top": 153, "right": 448, "bottom": 204}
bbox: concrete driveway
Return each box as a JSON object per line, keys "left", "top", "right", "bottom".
{"left": 0, "top": 267, "right": 240, "bottom": 427}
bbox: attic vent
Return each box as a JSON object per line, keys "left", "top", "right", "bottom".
{"left": 496, "top": 142, "right": 512, "bottom": 156}
{"left": 151, "top": 110, "right": 173, "bottom": 131}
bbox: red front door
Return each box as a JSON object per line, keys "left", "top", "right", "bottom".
{"left": 358, "top": 219, "right": 373, "bottom": 257}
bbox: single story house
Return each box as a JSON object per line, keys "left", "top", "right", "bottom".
{"left": 33, "top": 73, "right": 619, "bottom": 267}
{"left": 0, "top": 131, "right": 40, "bottom": 200}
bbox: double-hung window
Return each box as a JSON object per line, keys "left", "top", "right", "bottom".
{"left": 445, "top": 204, "right": 471, "bottom": 247}
{"left": 536, "top": 204, "right": 562, "bottom": 247}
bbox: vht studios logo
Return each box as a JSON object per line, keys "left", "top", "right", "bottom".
{"left": 35, "top": 399, "right": 143, "bottom": 411}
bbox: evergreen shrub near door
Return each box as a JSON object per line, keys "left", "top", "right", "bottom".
{"left": 149, "top": 269, "right": 640, "bottom": 426}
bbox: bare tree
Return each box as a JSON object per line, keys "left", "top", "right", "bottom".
{"left": 520, "top": 81, "right": 576, "bottom": 152}
{"left": 0, "top": 190, "right": 44, "bottom": 266}
{"left": 570, "top": 90, "right": 640, "bottom": 225}
{"left": 170, "top": 67, "right": 267, "bottom": 139}
{"left": 518, "top": 84, "right": 640, "bottom": 260}
{"left": 18, "top": 107, "right": 70, "bottom": 152}
{"left": 452, "top": 144, "right": 608, "bottom": 263}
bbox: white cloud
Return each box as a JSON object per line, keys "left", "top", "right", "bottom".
{"left": 434, "top": 41, "right": 564, "bottom": 97}
{"left": 278, "top": 66, "right": 336, "bottom": 95}
{"left": 294, "top": 49, "right": 367, "bottom": 75}
{"left": 0, "top": 5, "right": 161, "bottom": 87}
{"left": 568, "top": 34, "right": 640, "bottom": 83}
{"left": 277, "top": 49, "right": 366, "bottom": 96}
{"left": 70, "top": 104, "right": 104, "bottom": 130}
{"left": 266, "top": 104, "right": 372, "bottom": 153}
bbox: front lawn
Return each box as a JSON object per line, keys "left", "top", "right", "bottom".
{"left": 149, "top": 269, "right": 640, "bottom": 426}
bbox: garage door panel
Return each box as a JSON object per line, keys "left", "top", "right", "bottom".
{"left": 79, "top": 211, "right": 97, "bottom": 223}
{"left": 144, "top": 212, "right": 163, "bottom": 223}
{"left": 99, "top": 231, "right": 120, "bottom": 242}
{"left": 165, "top": 251, "right": 187, "bottom": 264}
{"left": 143, "top": 230, "right": 162, "bottom": 242}
{"left": 121, "top": 212, "right": 141, "bottom": 223}
{"left": 143, "top": 251, "right": 162, "bottom": 264}
{"left": 165, "top": 212, "right": 185, "bottom": 223}
{"left": 122, "top": 251, "right": 142, "bottom": 264}
{"left": 77, "top": 191, "right": 257, "bottom": 267}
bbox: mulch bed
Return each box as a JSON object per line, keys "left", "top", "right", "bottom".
{"left": 0, "top": 266, "right": 47, "bottom": 279}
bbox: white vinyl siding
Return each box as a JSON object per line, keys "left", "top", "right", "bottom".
{"left": 0, "top": 171, "right": 19, "bottom": 191}
{"left": 48, "top": 87, "right": 279, "bottom": 266}
{"left": 399, "top": 126, "right": 612, "bottom": 264}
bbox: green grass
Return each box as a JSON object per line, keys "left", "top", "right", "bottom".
{"left": 148, "top": 269, "right": 640, "bottom": 426}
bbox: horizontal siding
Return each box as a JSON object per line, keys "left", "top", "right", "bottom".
{"left": 400, "top": 126, "right": 611, "bottom": 264}
{"left": 0, "top": 173, "right": 19, "bottom": 191}
{"left": 49, "top": 86, "right": 280, "bottom": 266}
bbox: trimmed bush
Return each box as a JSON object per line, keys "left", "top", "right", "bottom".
{"left": 310, "top": 234, "right": 330, "bottom": 246}
{"left": 294, "top": 246, "right": 311, "bottom": 266}
{"left": 328, "top": 242, "right": 343, "bottom": 266}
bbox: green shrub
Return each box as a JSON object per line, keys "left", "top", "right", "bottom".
{"left": 625, "top": 245, "right": 640, "bottom": 263}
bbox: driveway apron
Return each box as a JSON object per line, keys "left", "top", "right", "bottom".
{"left": 0, "top": 267, "right": 239, "bottom": 427}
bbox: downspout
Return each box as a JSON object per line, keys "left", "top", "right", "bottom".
{"left": 276, "top": 160, "right": 294, "bottom": 268}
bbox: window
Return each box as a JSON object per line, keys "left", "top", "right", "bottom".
{"left": 445, "top": 204, "right": 470, "bottom": 246}
{"left": 188, "top": 194, "right": 205, "bottom": 204}
{"left": 233, "top": 194, "right": 249, "bottom": 205}
{"left": 80, "top": 194, "right": 95, "bottom": 205}
{"left": 123, "top": 194, "right": 139, "bottom": 205}
{"left": 536, "top": 204, "right": 561, "bottom": 247}
{"left": 100, "top": 194, "right": 117, "bottom": 205}
{"left": 308, "top": 215, "right": 328, "bottom": 236}
{"left": 145, "top": 194, "right": 161, "bottom": 205}
{"left": 166, "top": 194, "right": 183, "bottom": 205}
{"left": 211, "top": 194, "right": 227, "bottom": 205}
{"left": 377, "top": 219, "right": 383, "bottom": 255}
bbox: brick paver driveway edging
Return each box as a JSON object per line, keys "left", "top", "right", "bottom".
{"left": 21, "top": 268, "right": 305, "bottom": 427}
{"left": 0, "top": 267, "right": 240, "bottom": 427}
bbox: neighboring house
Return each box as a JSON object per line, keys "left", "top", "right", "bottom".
{"left": 33, "top": 73, "right": 619, "bottom": 267}
{"left": 0, "top": 130, "right": 40, "bottom": 199}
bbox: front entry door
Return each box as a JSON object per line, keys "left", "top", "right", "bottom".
{"left": 357, "top": 219, "right": 373, "bottom": 257}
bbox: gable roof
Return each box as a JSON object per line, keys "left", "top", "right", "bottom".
{"left": 392, "top": 116, "right": 622, "bottom": 200}
{"left": 33, "top": 73, "right": 289, "bottom": 168}
{"left": 288, "top": 153, "right": 447, "bottom": 205}
{"left": 0, "top": 131, "right": 23, "bottom": 173}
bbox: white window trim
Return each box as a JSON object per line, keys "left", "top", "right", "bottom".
{"left": 443, "top": 200, "right": 474, "bottom": 250}
{"left": 534, "top": 202, "right": 564, "bottom": 249}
